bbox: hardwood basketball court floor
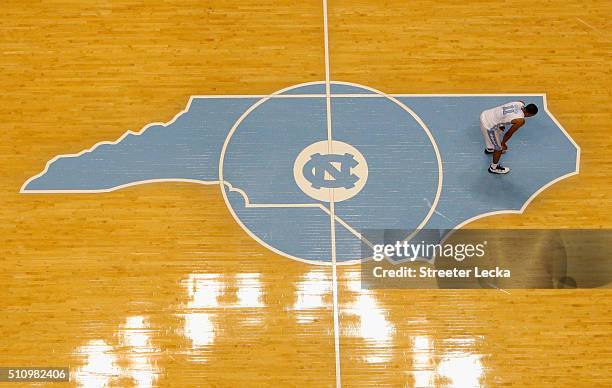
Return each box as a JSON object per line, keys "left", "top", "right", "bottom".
{"left": 1, "top": 1, "right": 610, "bottom": 386}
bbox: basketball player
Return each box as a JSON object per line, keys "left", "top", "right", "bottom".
{"left": 480, "top": 101, "right": 538, "bottom": 174}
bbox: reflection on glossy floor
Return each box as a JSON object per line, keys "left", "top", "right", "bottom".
{"left": 1, "top": 0, "right": 610, "bottom": 387}
{"left": 2, "top": 230, "right": 610, "bottom": 387}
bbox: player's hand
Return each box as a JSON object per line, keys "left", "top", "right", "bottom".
{"left": 502, "top": 144, "right": 508, "bottom": 151}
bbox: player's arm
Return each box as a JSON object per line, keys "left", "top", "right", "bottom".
{"left": 501, "top": 118, "right": 525, "bottom": 148}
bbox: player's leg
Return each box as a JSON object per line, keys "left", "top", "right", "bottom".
{"left": 487, "top": 128, "right": 510, "bottom": 174}
{"left": 492, "top": 149, "right": 502, "bottom": 163}
{"left": 480, "top": 115, "right": 495, "bottom": 154}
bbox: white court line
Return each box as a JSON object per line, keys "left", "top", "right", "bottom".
{"left": 22, "top": 169, "right": 378, "bottom": 252}
{"left": 423, "top": 197, "right": 452, "bottom": 222}
{"left": 487, "top": 282, "right": 511, "bottom": 295}
{"left": 321, "top": 1, "right": 342, "bottom": 386}
{"left": 224, "top": 181, "right": 381, "bottom": 251}
{"left": 437, "top": 94, "right": 581, "bottom": 248}
{"left": 223, "top": 181, "right": 321, "bottom": 209}
{"left": 19, "top": 99, "right": 200, "bottom": 194}
{"left": 20, "top": 178, "right": 219, "bottom": 194}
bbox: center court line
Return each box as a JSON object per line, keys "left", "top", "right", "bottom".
{"left": 321, "top": 0, "right": 342, "bottom": 386}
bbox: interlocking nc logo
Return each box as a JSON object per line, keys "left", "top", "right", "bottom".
{"left": 302, "top": 153, "right": 360, "bottom": 189}
{"left": 293, "top": 140, "right": 369, "bottom": 203}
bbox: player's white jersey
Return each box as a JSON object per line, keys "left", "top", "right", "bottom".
{"left": 480, "top": 101, "right": 525, "bottom": 130}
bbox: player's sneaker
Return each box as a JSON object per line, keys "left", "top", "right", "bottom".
{"left": 485, "top": 148, "right": 506, "bottom": 154}
{"left": 488, "top": 164, "right": 510, "bottom": 174}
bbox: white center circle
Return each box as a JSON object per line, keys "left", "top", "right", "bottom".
{"left": 293, "top": 140, "right": 368, "bottom": 203}
{"left": 218, "top": 80, "right": 443, "bottom": 265}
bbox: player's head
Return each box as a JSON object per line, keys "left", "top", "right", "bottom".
{"left": 523, "top": 103, "right": 538, "bottom": 117}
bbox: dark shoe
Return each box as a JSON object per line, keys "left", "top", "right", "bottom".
{"left": 485, "top": 148, "right": 506, "bottom": 154}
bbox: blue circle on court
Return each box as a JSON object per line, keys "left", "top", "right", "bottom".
{"left": 220, "top": 82, "right": 441, "bottom": 264}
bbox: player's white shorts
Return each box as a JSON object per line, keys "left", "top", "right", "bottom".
{"left": 480, "top": 113, "right": 502, "bottom": 151}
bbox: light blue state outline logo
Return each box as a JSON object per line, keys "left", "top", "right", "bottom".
{"left": 21, "top": 81, "right": 580, "bottom": 265}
